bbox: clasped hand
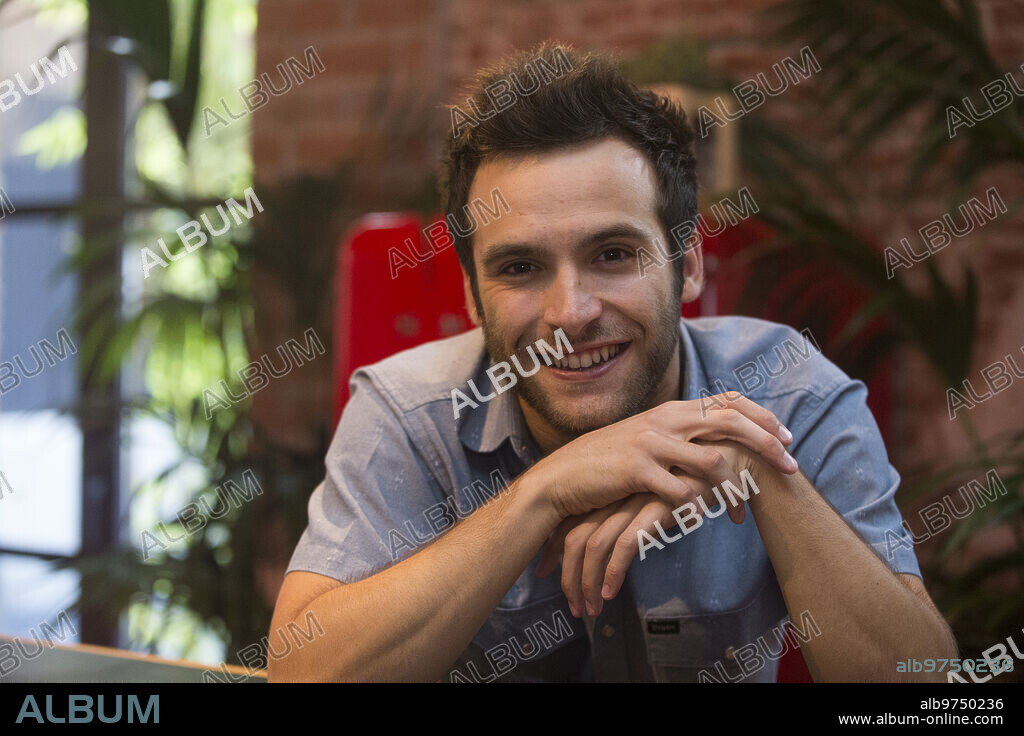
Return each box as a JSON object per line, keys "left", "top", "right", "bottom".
{"left": 531, "top": 392, "right": 797, "bottom": 618}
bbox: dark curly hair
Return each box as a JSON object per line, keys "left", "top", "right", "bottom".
{"left": 439, "top": 40, "right": 698, "bottom": 314}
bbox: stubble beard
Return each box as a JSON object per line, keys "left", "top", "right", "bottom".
{"left": 479, "top": 306, "right": 681, "bottom": 439}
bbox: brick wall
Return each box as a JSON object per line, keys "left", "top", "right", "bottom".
{"left": 252, "top": 0, "right": 1024, "bottom": 497}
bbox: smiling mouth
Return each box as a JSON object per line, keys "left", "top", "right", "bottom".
{"left": 550, "top": 341, "right": 629, "bottom": 371}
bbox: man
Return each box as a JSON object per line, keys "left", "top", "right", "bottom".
{"left": 268, "top": 42, "right": 956, "bottom": 682}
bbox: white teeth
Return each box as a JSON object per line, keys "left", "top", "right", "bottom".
{"left": 551, "top": 343, "right": 625, "bottom": 370}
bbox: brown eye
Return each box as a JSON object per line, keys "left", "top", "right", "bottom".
{"left": 503, "top": 261, "right": 537, "bottom": 275}
{"left": 597, "top": 247, "right": 632, "bottom": 262}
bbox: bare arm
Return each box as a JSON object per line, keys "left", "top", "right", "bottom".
{"left": 548, "top": 384, "right": 958, "bottom": 682}
{"left": 268, "top": 473, "right": 562, "bottom": 682}
{"left": 747, "top": 461, "right": 958, "bottom": 682}
{"left": 269, "top": 394, "right": 794, "bottom": 682}
{"left": 547, "top": 451, "right": 957, "bottom": 682}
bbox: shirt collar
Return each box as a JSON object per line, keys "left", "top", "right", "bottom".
{"left": 457, "top": 354, "right": 535, "bottom": 460}
{"left": 677, "top": 316, "right": 710, "bottom": 402}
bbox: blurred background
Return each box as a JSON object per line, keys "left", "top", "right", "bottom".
{"left": 0, "top": 0, "right": 1021, "bottom": 677}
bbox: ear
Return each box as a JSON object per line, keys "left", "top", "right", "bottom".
{"left": 680, "top": 231, "right": 705, "bottom": 304}
{"left": 463, "top": 270, "right": 481, "bottom": 326}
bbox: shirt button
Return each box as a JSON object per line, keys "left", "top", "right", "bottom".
{"left": 601, "top": 624, "right": 615, "bottom": 638}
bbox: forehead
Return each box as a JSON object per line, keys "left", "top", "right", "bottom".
{"left": 467, "top": 137, "right": 661, "bottom": 251}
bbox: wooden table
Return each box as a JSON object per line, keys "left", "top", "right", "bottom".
{"left": 0, "top": 635, "right": 266, "bottom": 683}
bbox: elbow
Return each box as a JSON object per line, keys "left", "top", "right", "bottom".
{"left": 901, "top": 623, "right": 959, "bottom": 683}
{"left": 265, "top": 604, "right": 341, "bottom": 681}
{"left": 267, "top": 649, "right": 351, "bottom": 682}
{"left": 935, "top": 618, "right": 959, "bottom": 661}
{"left": 266, "top": 648, "right": 309, "bottom": 682}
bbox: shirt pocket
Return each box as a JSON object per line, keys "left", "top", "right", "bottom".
{"left": 641, "top": 579, "right": 789, "bottom": 683}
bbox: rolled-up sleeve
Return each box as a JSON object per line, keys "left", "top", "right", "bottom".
{"left": 285, "top": 370, "right": 445, "bottom": 583}
{"left": 790, "top": 380, "right": 922, "bottom": 578}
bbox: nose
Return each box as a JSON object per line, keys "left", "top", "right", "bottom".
{"left": 540, "top": 266, "right": 602, "bottom": 339}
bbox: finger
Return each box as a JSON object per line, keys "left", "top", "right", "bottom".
{"left": 640, "top": 438, "right": 755, "bottom": 524}
{"left": 649, "top": 435, "right": 747, "bottom": 499}
{"left": 700, "top": 407, "right": 798, "bottom": 475}
{"left": 668, "top": 466, "right": 745, "bottom": 526}
{"left": 634, "top": 463, "right": 701, "bottom": 510}
{"left": 602, "top": 499, "right": 675, "bottom": 600}
{"left": 580, "top": 495, "right": 651, "bottom": 617}
{"left": 717, "top": 392, "right": 793, "bottom": 446}
{"left": 536, "top": 515, "right": 578, "bottom": 579}
{"left": 729, "top": 493, "right": 746, "bottom": 525}
{"left": 561, "top": 506, "right": 619, "bottom": 618}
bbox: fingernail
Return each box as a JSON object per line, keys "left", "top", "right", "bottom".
{"left": 585, "top": 601, "right": 595, "bottom": 616}
{"left": 602, "top": 584, "right": 613, "bottom": 599}
{"left": 779, "top": 424, "right": 793, "bottom": 443}
{"left": 784, "top": 451, "right": 798, "bottom": 472}
{"left": 569, "top": 601, "right": 579, "bottom": 618}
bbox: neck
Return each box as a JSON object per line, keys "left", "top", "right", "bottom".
{"left": 519, "top": 345, "right": 681, "bottom": 456}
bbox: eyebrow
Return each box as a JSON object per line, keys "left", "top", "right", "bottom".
{"left": 480, "top": 223, "right": 653, "bottom": 271}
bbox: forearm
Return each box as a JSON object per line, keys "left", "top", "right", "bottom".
{"left": 748, "top": 463, "right": 956, "bottom": 682}
{"left": 270, "top": 473, "right": 563, "bottom": 682}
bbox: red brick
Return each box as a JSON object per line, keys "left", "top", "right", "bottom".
{"left": 258, "top": 0, "right": 343, "bottom": 32}
{"left": 355, "top": 0, "right": 436, "bottom": 28}
{"left": 294, "top": 130, "right": 368, "bottom": 168}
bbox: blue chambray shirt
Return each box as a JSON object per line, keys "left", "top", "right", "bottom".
{"left": 285, "top": 316, "right": 922, "bottom": 682}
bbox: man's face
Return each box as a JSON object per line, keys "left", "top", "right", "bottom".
{"left": 464, "top": 137, "right": 702, "bottom": 439}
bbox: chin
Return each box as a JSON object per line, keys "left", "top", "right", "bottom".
{"left": 528, "top": 393, "right": 637, "bottom": 436}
